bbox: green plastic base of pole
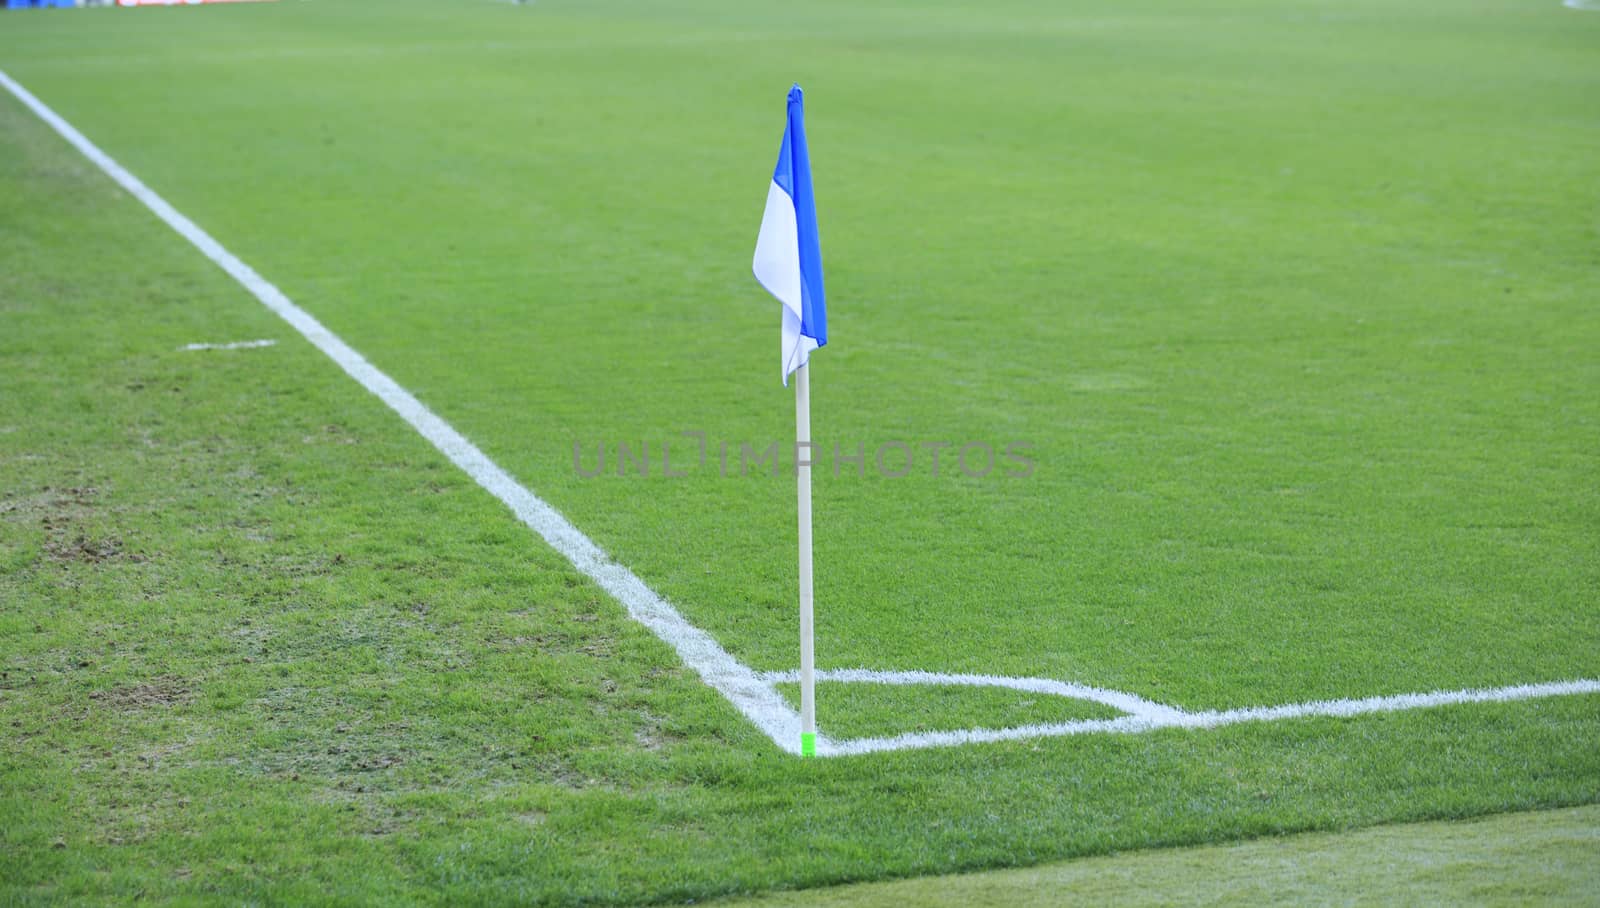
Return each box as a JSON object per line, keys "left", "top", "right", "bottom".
{"left": 800, "top": 732, "right": 816, "bottom": 758}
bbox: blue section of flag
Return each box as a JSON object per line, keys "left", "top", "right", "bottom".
{"left": 773, "top": 85, "right": 827, "bottom": 349}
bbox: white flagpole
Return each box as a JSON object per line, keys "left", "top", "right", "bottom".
{"left": 795, "top": 361, "right": 816, "bottom": 757}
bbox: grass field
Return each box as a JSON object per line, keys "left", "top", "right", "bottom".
{"left": 2, "top": 0, "right": 1598, "bottom": 902}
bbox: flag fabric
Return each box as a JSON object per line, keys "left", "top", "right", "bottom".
{"left": 753, "top": 84, "right": 827, "bottom": 385}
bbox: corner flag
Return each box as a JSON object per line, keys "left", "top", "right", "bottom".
{"left": 752, "top": 84, "right": 827, "bottom": 757}
{"left": 753, "top": 84, "right": 827, "bottom": 385}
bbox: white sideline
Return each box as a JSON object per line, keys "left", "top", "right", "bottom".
{"left": 7, "top": 68, "right": 1596, "bottom": 759}
{"left": 0, "top": 68, "right": 811, "bottom": 757}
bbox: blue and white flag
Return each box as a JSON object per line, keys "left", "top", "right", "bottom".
{"left": 753, "top": 84, "right": 827, "bottom": 385}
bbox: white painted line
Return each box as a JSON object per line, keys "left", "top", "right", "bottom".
{"left": 1181, "top": 678, "right": 1600, "bottom": 729}
{"left": 0, "top": 67, "right": 810, "bottom": 757}
{"left": 180, "top": 339, "right": 278, "bottom": 351}
{"left": 758, "top": 668, "right": 1187, "bottom": 722}
{"left": 8, "top": 67, "right": 1596, "bottom": 759}
{"left": 823, "top": 678, "right": 1600, "bottom": 756}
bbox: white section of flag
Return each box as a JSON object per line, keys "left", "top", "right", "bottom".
{"left": 753, "top": 181, "right": 817, "bottom": 383}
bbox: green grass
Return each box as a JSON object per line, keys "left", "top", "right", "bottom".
{"left": 2, "top": 0, "right": 1598, "bottom": 903}
{"left": 729, "top": 803, "right": 1600, "bottom": 907}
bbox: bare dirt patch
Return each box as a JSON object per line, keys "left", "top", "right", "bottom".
{"left": 90, "top": 677, "right": 193, "bottom": 710}
{"left": 46, "top": 532, "right": 137, "bottom": 564}
{"left": 0, "top": 484, "right": 99, "bottom": 515}
{"left": 4, "top": 484, "right": 149, "bottom": 565}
